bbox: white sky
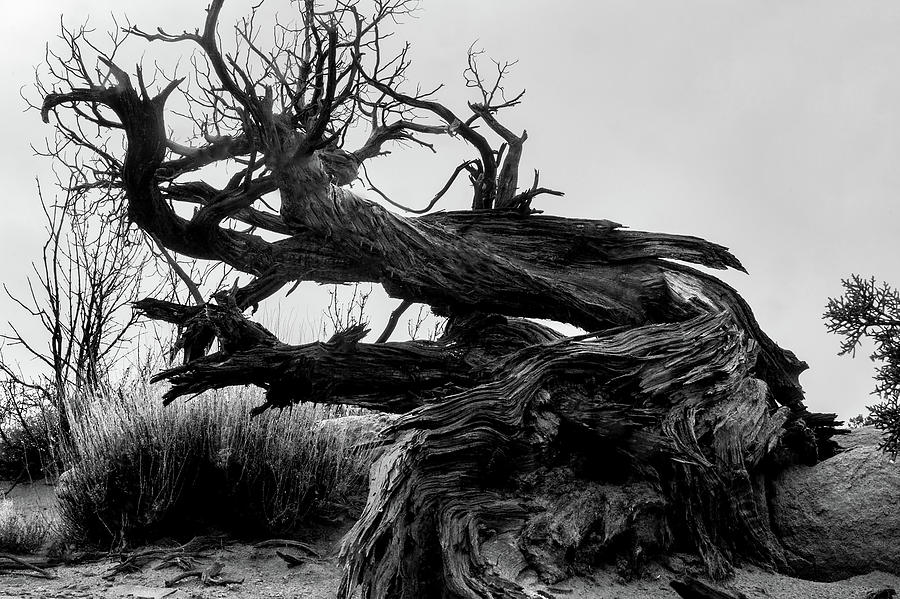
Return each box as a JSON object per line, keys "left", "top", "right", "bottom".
{"left": 1, "top": 1, "right": 898, "bottom": 420}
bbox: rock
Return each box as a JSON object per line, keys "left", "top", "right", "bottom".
{"left": 838, "top": 427, "right": 887, "bottom": 451}
{"left": 771, "top": 426, "right": 900, "bottom": 580}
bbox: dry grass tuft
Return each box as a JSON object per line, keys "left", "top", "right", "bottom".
{"left": 58, "top": 379, "right": 376, "bottom": 547}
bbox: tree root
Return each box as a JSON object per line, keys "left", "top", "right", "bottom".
{"left": 252, "top": 538, "right": 321, "bottom": 559}
{"left": 164, "top": 560, "right": 244, "bottom": 587}
{"left": 104, "top": 535, "right": 226, "bottom": 578}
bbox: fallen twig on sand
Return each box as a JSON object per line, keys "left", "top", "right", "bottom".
{"left": 0, "top": 553, "right": 55, "bottom": 579}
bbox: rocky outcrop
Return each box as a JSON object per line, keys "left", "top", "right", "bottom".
{"left": 771, "top": 426, "right": 900, "bottom": 580}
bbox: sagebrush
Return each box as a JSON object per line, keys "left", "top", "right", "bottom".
{"left": 58, "top": 380, "right": 377, "bottom": 546}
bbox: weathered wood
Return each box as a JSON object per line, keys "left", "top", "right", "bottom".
{"left": 153, "top": 331, "right": 471, "bottom": 412}
{"left": 38, "top": 5, "right": 845, "bottom": 598}
{"left": 139, "top": 294, "right": 837, "bottom": 597}
{"left": 44, "top": 69, "right": 805, "bottom": 410}
{"left": 336, "top": 314, "right": 818, "bottom": 598}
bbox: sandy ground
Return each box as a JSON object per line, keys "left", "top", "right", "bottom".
{"left": 0, "top": 542, "right": 343, "bottom": 599}
{"left": 1, "top": 481, "right": 898, "bottom": 599}
{"left": 2, "top": 545, "right": 898, "bottom": 599}
{"left": 511, "top": 561, "right": 900, "bottom": 599}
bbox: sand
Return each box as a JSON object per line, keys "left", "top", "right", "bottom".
{"left": 1, "top": 481, "right": 897, "bottom": 599}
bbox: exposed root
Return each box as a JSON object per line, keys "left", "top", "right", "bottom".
{"left": 164, "top": 560, "right": 244, "bottom": 587}
{"left": 105, "top": 535, "right": 226, "bottom": 578}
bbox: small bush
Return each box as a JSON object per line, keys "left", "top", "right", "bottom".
{"left": 58, "top": 380, "right": 376, "bottom": 547}
{"left": 0, "top": 386, "right": 61, "bottom": 481}
{"left": 0, "top": 424, "right": 59, "bottom": 481}
{"left": 0, "top": 499, "right": 50, "bottom": 553}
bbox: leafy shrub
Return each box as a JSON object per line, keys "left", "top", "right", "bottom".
{"left": 0, "top": 499, "right": 50, "bottom": 553}
{"left": 58, "top": 380, "right": 376, "bottom": 547}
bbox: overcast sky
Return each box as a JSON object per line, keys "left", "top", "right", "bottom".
{"left": 1, "top": 1, "right": 898, "bottom": 420}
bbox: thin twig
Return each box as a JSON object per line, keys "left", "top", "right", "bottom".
{"left": 365, "top": 160, "right": 476, "bottom": 214}
{"left": 149, "top": 233, "right": 205, "bottom": 306}
{"left": 376, "top": 299, "right": 413, "bottom": 343}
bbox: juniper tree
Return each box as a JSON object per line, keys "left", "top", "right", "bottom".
{"left": 825, "top": 275, "right": 900, "bottom": 455}
{"left": 37, "top": 2, "right": 841, "bottom": 597}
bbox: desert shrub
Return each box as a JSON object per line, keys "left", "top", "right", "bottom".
{"left": 0, "top": 499, "right": 50, "bottom": 553}
{"left": 0, "top": 386, "right": 61, "bottom": 481}
{"left": 0, "top": 424, "right": 53, "bottom": 481}
{"left": 847, "top": 413, "right": 873, "bottom": 429}
{"left": 57, "top": 380, "right": 376, "bottom": 547}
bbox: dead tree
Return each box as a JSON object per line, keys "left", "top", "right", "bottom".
{"left": 37, "top": 2, "right": 841, "bottom": 597}
{"left": 1, "top": 183, "right": 152, "bottom": 446}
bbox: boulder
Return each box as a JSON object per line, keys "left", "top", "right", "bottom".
{"left": 771, "top": 426, "right": 900, "bottom": 580}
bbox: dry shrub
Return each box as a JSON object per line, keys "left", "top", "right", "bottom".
{"left": 58, "top": 380, "right": 375, "bottom": 547}
{"left": 0, "top": 499, "right": 50, "bottom": 553}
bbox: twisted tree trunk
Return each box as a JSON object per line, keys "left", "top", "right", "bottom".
{"left": 38, "top": 4, "right": 842, "bottom": 596}
{"left": 138, "top": 297, "right": 837, "bottom": 598}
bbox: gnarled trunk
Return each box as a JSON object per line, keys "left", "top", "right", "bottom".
{"left": 38, "top": 3, "right": 844, "bottom": 597}
{"left": 140, "top": 295, "right": 838, "bottom": 598}
{"left": 333, "top": 314, "right": 834, "bottom": 598}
